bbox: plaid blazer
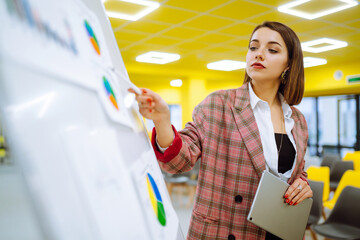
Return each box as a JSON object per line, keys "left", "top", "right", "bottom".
{"left": 152, "top": 83, "right": 308, "bottom": 240}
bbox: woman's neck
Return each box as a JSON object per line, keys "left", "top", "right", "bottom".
{"left": 251, "top": 80, "right": 281, "bottom": 107}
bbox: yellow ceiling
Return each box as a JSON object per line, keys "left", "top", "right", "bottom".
{"left": 104, "top": 0, "right": 360, "bottom": 82}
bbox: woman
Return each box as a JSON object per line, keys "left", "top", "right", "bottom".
{"left": 129, "top": 21, "right": 313, "bottom": 239}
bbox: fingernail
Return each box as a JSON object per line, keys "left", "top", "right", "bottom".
{"left": 294, "top": 203, "right": 297, "bottom": 206}
{"left": 289, "top": 201, "right": 293, "bottom": 205}
{"left": 286, "top": 199, "right": 289, "bottom": 203}
{"left": 147, "top": 98, "right": 152, "bottom": 103}
{"left": 149, "top": 109, "right": 152, "bottom": 113}
{"left": 284, "top": 194, "right": 288, "bottom": 199}
{"left": 142, "top": 89, "right": 147, "bottom": 94}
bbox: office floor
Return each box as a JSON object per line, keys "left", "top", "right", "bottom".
{"left": 171, "top": 187, "right": 327, "bottom": 240}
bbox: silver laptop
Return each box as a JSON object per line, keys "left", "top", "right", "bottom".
{"left": 247, "top": 171, "right": 313, "bottom": 240}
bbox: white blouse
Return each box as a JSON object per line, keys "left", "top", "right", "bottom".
{"left": 248, "top": 83, "right": 297, "bottom": 182}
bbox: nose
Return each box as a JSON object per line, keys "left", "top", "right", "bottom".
{"left": 255, "top": 48, "right": 265, "bottom": 61}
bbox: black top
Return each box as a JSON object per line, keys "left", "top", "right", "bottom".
{"left": 275, "top": 133, "right": 296, "bottom": 174}
{"left": 265, "top": 133, "right": 296, "bottom": 240}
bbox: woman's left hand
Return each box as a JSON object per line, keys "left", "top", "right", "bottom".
{"left": 283, "top": 178, "right": 313, "bottom": 206}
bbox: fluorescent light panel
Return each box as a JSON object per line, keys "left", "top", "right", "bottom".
{"left": 207, "top": 60, "right": 246, "bottom": 71}
{"left": 303, "top": 57, "right": 327, "bottom": 68}
{"left": 302, "top": 38, "right": 348, "bottom": 53}
{"left": 103, "top": 0, "right": 160, "bottom": 21}
{"left": 170, "top": 79, "right": 182, "bottom": 87}
{"left": 136, "top": 51, "right": 180, "bottom": 64}
{"left": 278, "top": 0, "right": 358, "bottom": 20}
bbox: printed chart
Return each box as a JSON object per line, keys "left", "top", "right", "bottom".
{"left": 147, "top": 173, "right": 166, "bottom": 226}
{"left": 103, "top": 76, "right": 119, "bottom": 110}
{"left": 84, "top": 19, "right": 101, "bottom": 55}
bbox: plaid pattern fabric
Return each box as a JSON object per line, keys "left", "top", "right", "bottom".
{"left": 153, "top": 83, "right": 308, "bottom": 240}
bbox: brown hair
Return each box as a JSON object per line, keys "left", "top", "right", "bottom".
{"left": 243, "top": 21, "right": 304, "bottom": 105}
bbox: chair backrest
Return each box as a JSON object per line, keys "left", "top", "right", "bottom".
{"left": 343, "top": 151, "right": 360, "bottom": 161}
{"left": 307, "top": 166, "right": 330, "bottom": 201}
{"left": 330, "top": 161, "right": 354, "bottom": 184}
{"left": 325, "top": 186, "right": 360, "bottom": 229}
{"left": 325, "top": 170, "right": 360, "bottom": 210}
{"left": 308, "top": 180, "right": 324, "bottom": 225}
{"left": 0, "top": 148, "right": 6, "bottom": 157}
{"left": 343, "top": 153, "right": 360, "bottom": 172}
{"left": 321, "top": 154, "right": 340, "bottom": 170}
{"left": 353, "top": 158, "right": 360, "bottom": 172}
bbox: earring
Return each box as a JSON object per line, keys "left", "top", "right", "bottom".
{"left": 281, "top": 69, "right": 288, "bottom": 84}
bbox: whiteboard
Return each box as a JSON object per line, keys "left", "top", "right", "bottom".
{"left": 0, "top": 0, "right": 183, "bottom": 239}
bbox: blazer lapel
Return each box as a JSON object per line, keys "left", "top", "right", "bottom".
{"left": 230, "top": 84, "right": 266, "bottom": 179}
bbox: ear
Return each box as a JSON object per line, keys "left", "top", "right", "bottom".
{"left": 284, "top": 66, "right": 290, "bottom": 72}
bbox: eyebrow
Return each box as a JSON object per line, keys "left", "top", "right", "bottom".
{"left": 250, "top": 39, "right": 283, "bottom": 47}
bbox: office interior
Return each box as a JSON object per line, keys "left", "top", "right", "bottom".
{"left": 1, "top": 0, "right": 360, "bottom": 239}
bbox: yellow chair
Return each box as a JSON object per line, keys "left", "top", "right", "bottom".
{"left": 323, "top": 170, "right": 360, "bottom": 210}
{"left": 343, "top": 152, "right": 360, "bottom": 172}
{"left": 307, "top": 166, "right": 330, "bottom": 202}
{"left": 0, "top": 148, "right": 6, "bottom": 164}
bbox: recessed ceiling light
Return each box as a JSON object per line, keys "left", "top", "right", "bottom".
{"left": 302, "top": 38, "right": 348, "bottom": 53}
{"left": 304, "top": 57, "right": 327, "bottom": 68}
{"left": 207, "top": 60, "right": 246, "bottom": 71}
{"left": 103, "top": 0, "right": 160, "bottom": 21}
{"left": 278, "top": 0, "right": 358, "bottom": 20}
{"left": 136, "top": 51, "right": 180, "bottom": 64}
{"left": 170, "top": 79, "right": 182, "bottom": 87}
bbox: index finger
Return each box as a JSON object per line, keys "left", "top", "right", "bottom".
{"left": 128, "top": 88, "right": 139, "bottom": 96}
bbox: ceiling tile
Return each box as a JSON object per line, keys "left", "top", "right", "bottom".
{"left": 104, "top": 0, "right": 147, "bottom": 15}
{"left": 319, "top": 46, "right": 360, "bottom": 61}
{"left": 344, "top": 33, "right": 360, "bottom": 42}
{"left": 195, "top": 33, "right": 233, "bottom": 44}
{"left": 108, "top": 18, "right": 128, "bottom": 29}
{"left": 116, "top": 40, "right": 133, "bottom": 50}
{"left": 114, "top": 30, "right": 148, "bottom": 42}
{"left": 320, "top": 5, "right": 360, "bottom": 23}
{"left": 177, "top": 41, "right": 209, "bottom": 51}
{"left": 250, "top": 0, "right": 292, "bottom": 7}
{"left": 309, "top": 26, "right": 355, "bottom": 37}
{"left": 120, "top": 51, "right": 138, "bottom": 62}
{"left": 346, "top": 19, "right": 360, "bottom": 29}
{"left": 289, "top": 20, "right": 332, "bottom": 34}
{"left": 121, "top": 21, "right": 170, "bottom": 34}
{"left": 228, "top": 39, "right": 250, "bottom": 47}
{"left": 207, "top": 46, "right": 236, "bottom": 53}
{"left": 210, "top": 1, "right": 272, "bottom": 20}
{"left": 142, "top": 36, "right": 181, "bottom": 46}
{"left": 219, "top": 23, "right": 256, "bottom": 37}
{"left": 161, "top": 27, "right": 206, "bottom": 39}
{"left": 182, "top": 15, "right": 234, "bottom": 31}
{"left": 165, "top": 0, "right": 225, "bottom": 12}
{"left": 125, "top": 44, "right": 171, "bottom": 55}
{"left": 143, "top": 6, "right": 197, "bottom": 24}
{"left": 292, "top": 0, "right": 347, "bottom": 14}
{"left": 159, "top": 46, "right": 191, "bottom": 55}
{"left": 248, "top": 11, "right": 302, "bottom": 25}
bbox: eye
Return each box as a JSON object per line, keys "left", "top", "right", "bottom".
{"left": 249, "top": 46, "right": 257, "bottom": 51}
{"left": 269, "top": 49, "right": 278, "bottom": 53}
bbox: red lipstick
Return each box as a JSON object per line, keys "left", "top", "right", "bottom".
{"left": 251, "top": 63, "right": 265, "bottom": 69}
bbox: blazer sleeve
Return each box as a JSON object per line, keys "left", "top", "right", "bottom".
{"left": 151, "top": 97, "right": 211, "bottom": 174}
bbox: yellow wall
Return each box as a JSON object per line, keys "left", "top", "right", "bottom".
{"left": 304, "top": 61, "right": 360, "bottom": 97}
{"left": 131, "top": 60, "right": 360, "bottom": 129}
